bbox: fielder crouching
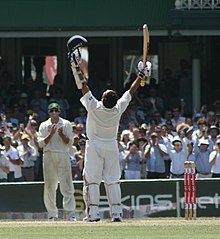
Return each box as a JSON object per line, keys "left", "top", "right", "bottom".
{"left": 67, "top": 35, "right": 151, "bottom": 222}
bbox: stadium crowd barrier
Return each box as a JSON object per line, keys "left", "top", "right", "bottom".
{"left": 0, "top": 179, "right": 219, "bottom": 219}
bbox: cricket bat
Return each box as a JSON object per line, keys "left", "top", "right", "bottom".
{"left": 140, "top": 24, "right": 150, "bottom": 87}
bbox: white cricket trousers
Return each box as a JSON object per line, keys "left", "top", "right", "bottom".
{"left": 83, "top": 140, "right": 122, "bottom": 217}
{"left": 43, "top": 151, "right": 76, "bottom": 218}
{"left": 84, "top": 140, "right": 121, "bottom": 184}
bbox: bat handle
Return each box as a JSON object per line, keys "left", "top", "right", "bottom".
{"left": 140, "top": 77, "right": 145, "bottom": 87}
{"left": 140, "top": 60, "right": 146, "bottom": 87}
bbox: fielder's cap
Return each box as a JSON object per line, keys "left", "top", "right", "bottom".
{"left": 21, "top": 134, "right": 30, "bottom": 141}
{"left": 216, "top": 138, "right": 220, "bottom": 144}
{"left": 48, "top": 102, "right": 61, "bottom": 111}
{"left": 0, "top": 144, "right": 5, "bottom": 150}
{"left": 172, "top": 136, "right": 182, "bottom": 145}
{"left": 198, "top": 138, "right": 209, "bottom": 147}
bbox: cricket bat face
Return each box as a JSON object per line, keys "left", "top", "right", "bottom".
{"left": 143, "top": 24, "right": 149, "bottom": 65}
{"left": 140, "top": 24, "right": 150, "bottom": 87}
{"left": 79, "top": 47, "right": 89, "bottom": 79}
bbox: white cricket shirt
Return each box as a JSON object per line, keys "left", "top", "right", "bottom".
{"left": 0, "top": 155, "right": 9, "bottom": 179}
{"left": 209, "top": 151, "right": 220, "bottom": 174}
{"left": 80, "top": 90, "right": 132, "bottom": 141}
{"left": 3, "top": 146, "right": 22, "bottom": 178}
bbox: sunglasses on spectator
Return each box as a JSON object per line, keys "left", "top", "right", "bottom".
{"left": 49, "top": 109, "right": 59, "bottom": 113}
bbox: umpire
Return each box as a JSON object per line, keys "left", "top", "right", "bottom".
{"left": 38, "top": 102, "right": 76, "bottom": 221}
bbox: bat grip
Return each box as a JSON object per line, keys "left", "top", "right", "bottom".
{"left": 140, "top": 77, "right": 145, "bottom": 87}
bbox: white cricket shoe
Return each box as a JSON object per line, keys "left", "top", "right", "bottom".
{"left": 68, "top": 216, "right": 77, "bottom": 221}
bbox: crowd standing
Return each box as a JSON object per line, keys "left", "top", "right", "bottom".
{"left": 0, "top": 59, "right": 220, "bottom": 183}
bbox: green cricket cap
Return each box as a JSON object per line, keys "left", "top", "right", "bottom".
{"left": 48, "top": 102, "right": 61, "bottom": 111}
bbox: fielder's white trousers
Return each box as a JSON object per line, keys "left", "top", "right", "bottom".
{"left": 43, "top": 151, "right": 76, "bottom": 218}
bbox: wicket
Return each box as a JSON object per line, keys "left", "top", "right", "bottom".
{"left": 184, "top": 161, "right": 197, "bottom": 220}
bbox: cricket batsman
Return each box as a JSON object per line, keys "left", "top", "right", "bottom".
{"left": 67, "top": 35, "right": 151, "bottom": 222}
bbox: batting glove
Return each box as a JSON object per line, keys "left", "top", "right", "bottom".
{"left": 137, "top": 61, "right": 152, "bottom": 78}
{"left": 67, "top": 50, "right": 81, "bottom": 67}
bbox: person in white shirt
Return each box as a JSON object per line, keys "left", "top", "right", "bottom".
{"left": 209, "top": 138, "right": 220, "bottom": 178}
{"left": 194, "top": 138, "right": 212, "bottom": 178}
{"left": 144, "top": 132, "right": 167, "bottom": 179}
{"left": 74, "top": 107, "right": 87, "bottom": 135}
{"left": 167, "top": 136, "right": 195, "bottom": 178}
{"left": 68, "top": 44, "right": 151, "bottom": 222}
{"left": 123, "top": 140, "right": 142, "bottom": 179}
{"left": 2, "top": 135, "right": 23, "bottom": 182}
{"left": 0, "top": 145, "right": 9, "bottom": 182}
{"left": 17, "top": 133, "right": 37, "bottom": 181}
{"left": 38, "top": 102, "right": 76, "bottom": 221}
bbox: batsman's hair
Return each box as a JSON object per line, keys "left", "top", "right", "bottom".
{"left": 102, "top": 90, "right": 118, "bottom": 109}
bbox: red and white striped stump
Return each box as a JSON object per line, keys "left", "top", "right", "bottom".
{"left": 184, "top": 161, "right": 196, "bottom": 220}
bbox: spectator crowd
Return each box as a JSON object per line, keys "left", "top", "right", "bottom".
{"left": 0, "top": 61, "right": 220, "bottom": 182}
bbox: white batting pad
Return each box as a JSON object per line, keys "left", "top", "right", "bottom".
{"left": 88, "top": 183, "right": 100, "bottom": 219}
{"left": 105, "top": 183, "right": 122, "bottom": 215}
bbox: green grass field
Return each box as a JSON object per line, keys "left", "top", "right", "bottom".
{"left": 0, "top": 218, "right": 220, "bottom": 239}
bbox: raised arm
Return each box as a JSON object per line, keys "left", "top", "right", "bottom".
{"left": 81, "top": 82, "right": 90, "bottom": 95}
{"left": 129, "top": 76, "right": 142, "bottom": 96}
